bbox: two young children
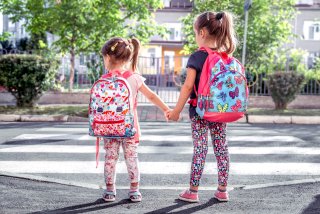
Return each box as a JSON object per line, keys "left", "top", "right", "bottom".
{"left": 93, "top": 10, "right": 239, "bottom": 203}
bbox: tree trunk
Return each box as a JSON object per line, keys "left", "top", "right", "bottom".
{"left": 275, "top": 101, "right": 287, "bottom": 110}
{"left": 69, "top": 48, "right": 75, "bottom": 92}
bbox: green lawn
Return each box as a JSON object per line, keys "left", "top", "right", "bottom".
{"left": 0, "top": 105, "right": 88, "bottom": 117}
{"left": 0, "top": 106, "right": 319, "bottom": 117}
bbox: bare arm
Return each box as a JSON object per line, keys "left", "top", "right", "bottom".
{"left": 168, "top": 68, "right": 196, "bottom": 121}
{"left": 139, "top": 83, "right": 170, "bottom": 112}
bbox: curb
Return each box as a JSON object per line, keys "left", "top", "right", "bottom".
{"left": 0, "top": 114, "right": 320, "bottom": 124}
{"left": 248, "top": 115, "right": 320, "bottom": 124}
{"left": 1, "top": 171, "right": 320, "bottom": 191}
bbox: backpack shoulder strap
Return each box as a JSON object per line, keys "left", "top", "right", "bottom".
{"left": 199, "top": 46, "right": 216, "bottom": 55}
{"left": 122, "top": 71, "right": 134, "bottom": 79}
{"left": 199, "top": 46, "right": 230, "bottom": 63}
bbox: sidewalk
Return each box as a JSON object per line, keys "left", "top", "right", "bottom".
{"left": 1, "top": 174, "right": 319, "bottom": 213}
{"left": 0, "top": 105, "right": 320, "bottom": 124}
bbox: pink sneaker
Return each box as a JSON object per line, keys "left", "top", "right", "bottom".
{"left": 178, "top": 189, "right": 199, "bottom": 203}
{"left": 214, "top": 190, "right": 229, "bottom": 202}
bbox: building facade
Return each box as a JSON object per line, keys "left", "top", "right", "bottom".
{"left": 294, "top": 0, "right": 320, "bottom": 67}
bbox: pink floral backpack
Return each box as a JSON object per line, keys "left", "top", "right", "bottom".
{"left": 88, "top": 70, "right": 136, "bottom": 167}
{"left": 191, "top": 47, "right": 249, "bottom": 123}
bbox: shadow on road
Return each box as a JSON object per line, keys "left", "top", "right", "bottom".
{"left": 145, "top": 198, "right": 222, "bottom": 214}
{"left": 28, "top": 198, "right": 131, "bottom": 214}
{"left": 3, "top": 139, "right": 65, "bottom": 145}
{"left": 301, "top": 194, "right": 320, "bottom": 214}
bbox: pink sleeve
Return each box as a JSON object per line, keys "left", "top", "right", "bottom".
{"left": 130, "top": 73, "right": 145, "bottom": 89}
{"left": 126, "top": 73, "right": 145, "bottom": 143}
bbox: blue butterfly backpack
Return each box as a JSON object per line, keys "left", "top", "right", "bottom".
{"left": 192, "top": 47, "right": 249, "bottom": 123}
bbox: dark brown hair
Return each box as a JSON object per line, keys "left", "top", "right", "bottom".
{"left": 101, "top": 37, "right": 141, "bottom": 71}
{"left": 194, "top": 11, "right": 237, "bottom": 54}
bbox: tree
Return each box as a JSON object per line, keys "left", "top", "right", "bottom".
{"left": 181, "top": 0, "right": 297, "bottom": 74}
{"left": 0, "top": 0, "right": 165, "bottom": 91}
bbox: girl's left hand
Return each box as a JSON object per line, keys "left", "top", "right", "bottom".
{"left": 168, "top": 109, "right": 180, "bottom": 121}
{"left": 164, "top": 109, "right": 172, "bottom": 122}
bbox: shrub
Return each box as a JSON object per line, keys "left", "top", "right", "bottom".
{"left": 267, "top": 72, "right": 305, "bottom": 110}
{"left": 0, "top": 54, "right": 58, "bottom": 107}
{"left": 263, "top": 48, "right": 308, "bottom": 110}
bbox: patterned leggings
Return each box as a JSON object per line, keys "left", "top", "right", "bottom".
{"left": 103, "top": 138, "right": 140, "bottom": 185}
{"left": 190, "top": 115, "right": 229, "bottom": 187}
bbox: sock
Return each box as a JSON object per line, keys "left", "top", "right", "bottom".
{"left": 218, "top": 187, "right": 227, "bottom": 192}
{"left": 106, "top": 184, "right": 114, "bottom": 191}
{"left": 130, "top": 184, "right": 139, "bottom": 191}
{"left": 189, "top": 188, "right": 198, "bottom": 193}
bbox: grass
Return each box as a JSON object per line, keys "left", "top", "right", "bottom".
{"left": 0, "top": 106, "right": 319, "bottom": 117}
{"left": 0, "top": 105, "right": 88, "bottom": 117}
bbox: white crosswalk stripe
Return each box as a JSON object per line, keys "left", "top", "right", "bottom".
{"left": 13, "top": 133, "right": 303, "bottom": 142}
{"left": 1, "top": 161, "right": 320, "bottom": 175}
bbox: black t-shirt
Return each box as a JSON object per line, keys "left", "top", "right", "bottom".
{"left": 186, "top": 50, "right": 208, "bottom": 118}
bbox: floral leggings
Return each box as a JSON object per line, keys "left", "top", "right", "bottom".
{"left": 190, "top": 115, "right": 229, "bottom": 187}
{"left": 103, "top": 138, "right": 140, "bottom": 185}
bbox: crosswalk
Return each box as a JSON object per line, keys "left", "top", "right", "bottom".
{"left": 0, "top": 122, "right": 319, "bottom": 189}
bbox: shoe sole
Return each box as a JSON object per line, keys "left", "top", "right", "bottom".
{"left": 214, "top": 195, "right": 229, "bottom": 202}
{"left": 103, "top": 198, "right": 116, "bottom": 202}
{"left": 130, "top": 198, "right": 142, "bottom": 203}
{"left": 178, "top": 196, "right": 199, "bottom": 203}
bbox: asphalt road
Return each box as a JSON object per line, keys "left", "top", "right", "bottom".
{"left": 0, "top": 122, "right": 320, "bottom": 213}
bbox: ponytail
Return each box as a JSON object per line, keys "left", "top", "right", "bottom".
{"left": 130, "top": 37, "right": 140, "bottom": 72}
{"left": 195, "top": 11, "right": 237, "bottom": 55}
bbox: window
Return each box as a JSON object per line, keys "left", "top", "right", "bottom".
{"left": 164, "top": 51, "right": 175, "bottom": 73}
{"left": 303, "top": 21, "right": 320, "bottom": 40}
{"left": 165, "top": 23, "right": 182, "bottom": 41}
{"left": 297, "top": 0, "right": 314, "bottom": 5}
{"left": 79, "top": 54, "right": 85, "bottom": 65}
{"left": 308, "top": 52, "right": 320, "bottom": 69}
{"left": 148, "top": 48, "right": 156, "bottom": 66}
{"left": 162, "top": 0, "right": 170, "bottom": 7}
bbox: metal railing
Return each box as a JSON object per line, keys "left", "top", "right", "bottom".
{"left": 1, "top": 52, "right": 319, "bottom": 102}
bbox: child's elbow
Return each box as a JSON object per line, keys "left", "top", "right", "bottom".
{"left": 183, "top": 83, "right": 194, "bottom": 92}
{"left": 147, "top": 92, "right": 157, "bottom": 102}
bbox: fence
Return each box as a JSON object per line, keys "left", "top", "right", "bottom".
{"left": 247, "top": 73, "right": 320, "bottom": 96}
{"left": 1, "top": 51, "right": 319, "bottom": 103}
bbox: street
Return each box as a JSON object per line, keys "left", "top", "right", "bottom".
{"left": 0, "top": 122, "right": 320, "bottom": 213}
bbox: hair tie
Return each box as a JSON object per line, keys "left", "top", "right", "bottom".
{"left": 216, "top": 12, "right": 224, "bottom": 21}
{"left": 110, "top": 42, "right": 118, "bottom": 51}
{"left": 207, "top": 12, "right": 210, "bottom": 21}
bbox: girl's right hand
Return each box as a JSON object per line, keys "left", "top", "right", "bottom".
{"left": 168, "top": 109, "right": 180, "bottom": 121}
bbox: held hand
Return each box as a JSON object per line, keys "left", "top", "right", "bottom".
{"left": 164, "top": 109, "right": 172, "bottom": 122}
{"left": 168, "top": 109, "right": 180, "bottom": 121}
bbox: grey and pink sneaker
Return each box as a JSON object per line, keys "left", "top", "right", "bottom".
{"left": 178, "top": 189, "right": 199, "bottom": 203}
{"left": 214, "top": 190, "right": 229, "bottom": 202}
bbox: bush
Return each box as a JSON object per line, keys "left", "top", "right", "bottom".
{"left": 267, "top": 72, "right": 305, "bottom": 110}
{"left": 0, "top": 54, "right": 58, "bottom": 107}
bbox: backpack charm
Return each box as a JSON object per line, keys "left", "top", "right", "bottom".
{"left": 195, "top": 47, "right": 249, "bottom": 123}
